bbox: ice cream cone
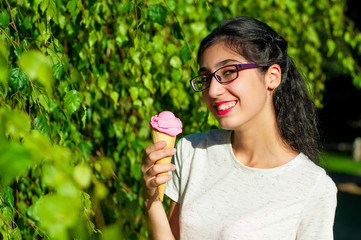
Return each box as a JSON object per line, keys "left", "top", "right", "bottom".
{"left": 151, "top": 129, "right": 176, "bottom": 202}
{"left": 150, "top": 111, "right": 182, "bottom": 202}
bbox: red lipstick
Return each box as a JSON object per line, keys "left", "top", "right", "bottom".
{"left": 215, "top": 100, "right": 237, "bottom": 115}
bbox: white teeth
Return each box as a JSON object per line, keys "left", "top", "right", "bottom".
{"left": 217, "top": 102, "right": 236, "bottom": 111}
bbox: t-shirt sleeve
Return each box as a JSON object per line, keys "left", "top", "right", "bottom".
{"left": 296, "top": 173, "right": 337, "bottom": 240}
{"left": 164, "top": 137, "right": 184, "bottom": 203}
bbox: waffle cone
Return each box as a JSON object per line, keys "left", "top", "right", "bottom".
{"left": 151, "top": 129, "right": 176, "bottom": 202}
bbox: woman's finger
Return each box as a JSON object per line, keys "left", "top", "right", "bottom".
{"left": 145, "top": 163, "right": 176, "bottom": 178}
{"left": 146, "top": 173, "right": 173, "bottom": 189}
{"left": 148, "top": 147, "right": 176, "bottom": 162}
{"left": 142, "top": 147, "right": 176, "bottom": 173}
{"left": 144, "top": 140, "right": 167, "bottom": 156}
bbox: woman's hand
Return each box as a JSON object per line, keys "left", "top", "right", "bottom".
{"left": 141, "top": 140, "right": 176, "bottom": 208}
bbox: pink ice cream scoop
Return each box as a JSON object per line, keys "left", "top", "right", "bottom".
{"left": 150, "top": 111, "right": 182, "bottom": 137}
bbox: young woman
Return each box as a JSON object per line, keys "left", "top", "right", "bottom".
{"left": 141, "top": 16, "right": 337, "bottom": 240}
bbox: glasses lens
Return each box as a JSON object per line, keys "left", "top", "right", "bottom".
{"left": 216, "top": 65, "right": 238, "bottom": 83}
{"left": 191, "top": 75, "right": 209, "bottom": 91}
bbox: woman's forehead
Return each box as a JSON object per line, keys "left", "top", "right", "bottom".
{"left": 199, "top": 43, "right": 246, "bottom": 69}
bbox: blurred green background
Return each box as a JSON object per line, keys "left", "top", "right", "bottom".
{"left": 0, "top": 0, "right": 360, "bottom": 239}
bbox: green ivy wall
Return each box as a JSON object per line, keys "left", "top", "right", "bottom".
{"left": 0, "top": 0, "right": 360, "bottom": 239}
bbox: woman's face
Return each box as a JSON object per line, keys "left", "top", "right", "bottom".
{"left": 200, "top": 42, "right": 276, "bottom": 131}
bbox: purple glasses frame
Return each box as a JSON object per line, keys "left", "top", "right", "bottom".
{"left": 190, "top": 63, "right": 269, "bottom": 92}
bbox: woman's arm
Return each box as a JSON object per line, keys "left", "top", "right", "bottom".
{"left": 147, "top": 200, "right": 176, "bottom": 240}
{"left": 168, "top": 200, "right": 180, "bottom": 239}
{"left": 141, "top": 141, "right": 177, "bottom": 240}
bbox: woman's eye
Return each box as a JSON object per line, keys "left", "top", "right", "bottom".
{"left": 224, "top": 70, "right": 236, "bottom": 75}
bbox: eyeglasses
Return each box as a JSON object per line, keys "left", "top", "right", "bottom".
{"left": 190, "top": 63, "right": 269, "bottom": 92}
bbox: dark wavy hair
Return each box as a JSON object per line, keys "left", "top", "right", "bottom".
{"left": 197, "top": 16, "right": 319, "bottom": 162}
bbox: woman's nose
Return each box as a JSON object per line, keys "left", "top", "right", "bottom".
{"left": 207, "top": 76, "right": 226, "bottom": 97}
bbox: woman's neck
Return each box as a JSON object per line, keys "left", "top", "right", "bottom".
{"left": 231, "top": 121, "right": 298, "bottom": 169}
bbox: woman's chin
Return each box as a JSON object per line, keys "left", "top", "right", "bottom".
{"left": 217, "top": 120, "right": 238, "bottom": 131}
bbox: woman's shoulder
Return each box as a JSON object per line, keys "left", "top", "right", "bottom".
{"left": 297, "top": 153, "right": 337, "bottom": 192}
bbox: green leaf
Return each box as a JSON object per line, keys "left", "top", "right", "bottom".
{"left": 129, "top": 87, "right": 138, "bottom": 101}
{"left": 110, "top": 91, "right": 119, "bottom": 106}
{"left": 171, "top": 69, "right": 181, "bottom": 81}
{"left": 190, "top": 21, "right": 207, "bottom": 36}
{"left": 306, "top": 25, "right": 320, "bottom": 46}
{"left": 34, "top": 115, "right": 50, "bottom": 137}
{"left": 78, "top": 140, "right": 92, "bottom": 160}
{"left": 0, "top": 38, "right": 10, "bottom": 59}
{"left": 0, "top": 11, "right": 10, "bottom": 27}
{"left": 167, "top": 0, "right": 177, "bottom": 11}
{"left": 53, "top": 63, "right": 65, "bottom": 80}
{"left": 94, "top": 182, "right": 108, "bottom": 200}
{"left": 88, "top": 30, "right": 97, "bottom": 47}
{"left": 102, "top": 224, "right": 124, "bottom": 240}
{"left": 64, "top": 90, "right": 83, "bottom": 118}
{"left": 97, "top": 75, "right": 107, "bottom": 92}
{"left": 66, "top": 0, "right": 82, "bottom": 23}
{"left": 0, "top": 59, "right": 8, "bottom": 84}
{"left": 58, "top": 14, "right": 66, "bottom": 29}
{"left": 70, "top": 68, "right": 82, "bottom": 83}
{"left": 23, "top": 17, "right": 32, "bottom": 30}
{"left": 81, "top": 104, "right": 87, "bottom": 128}
{"left": 0, "top": 142, "right": 32, "bottom": 185}
{"left": 99, "top": 158, "right": 114, "bottom": 178}
{"left": 47, "top": 0, "right": 58, "bottom": 22}
{"left": 119, "top": 1, "right": 134, "bottom": 14}
{"left": 152, "top": 52, "right": 164, "bottom": 66}
{"left": 1, "top": 205, "right": 15, "bottom": 226}
{"left": 23, "top": 129, "right": 53, "bottom": 163}
{"left": 143, "top": 97, "right": 153, "bottom": 108}
{"left": 9, "top": 68, "right": 28, "bottom": 91}
{"left": 148, "top": 4, "right": 167, "bottom": 26}
{"left": 10, "top": 226, "right": 22, "bottom": 240}
{"left": 326, "top": 39, "right": 336, "bottom": 57}
{"left": 143, "top": 73, "right": 154, "bottom": 93}
{"left": 0, "top": 185, "right": 15, "bottom": 210}
{"left": 1, "top": 108, "right": 31, "bottom": 140}
{"left": 180, "top": 45, "right": 192, "bottom": 63}
{"left": 172, "top": 22, "right": 183, "bottom": 39}
{"left": 40, "top": 0, "right": 47, "bottom": 13}
{"left": 160, "top": 79, "right": 172, "bottom": 95}
{"left": 352, "top": 74, "right": 361, "bottom": 88}
{"left": 38, "top": 94, "right": 57, "bottom": 113}
{"left": 0, "top": 40, "right": 9, "bottom": 84}
{"left": 166, "top": 43, "right": 178, "bottom": 56}
{"left": 42, "top": 164, "right": 66, "bottom": 188}
{"left": 14, "top": 46, "right": 23, "bottom": 58}
{"left": 81, "top": 192, "right": 92, "bottom": 215}
{"left": 33, "top": 194, "right": 81, "bottom": 237}
{"left": 73, "top": 164, "right": 92, "bottom": 189}
{"left": 53, "top": 106, "right": 66, "bottom": 121}
{"left": 17, "top": 51, "right": 54, "bottom": 93}
{"left": 39, "top": 20, "right": 51, "bottom": 43}
{"left": 169, "top": 55, "right": 182, "bottom": 68}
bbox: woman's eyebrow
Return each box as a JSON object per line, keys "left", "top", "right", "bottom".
{"left": 198, "top": 59, "right": 240, "bottom": 74}
{"left": 215, "top": 59, "right": 239, "bottom": 68}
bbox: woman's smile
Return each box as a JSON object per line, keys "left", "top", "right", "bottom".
{"left": 215, "top": 100, "right": 237, "bottom": 115}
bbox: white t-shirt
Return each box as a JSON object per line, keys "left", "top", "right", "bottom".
{"left": 165, "top": 129, "right": 337, "bottom": 240}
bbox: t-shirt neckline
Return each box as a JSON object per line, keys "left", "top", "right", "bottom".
{"left": 224, "top": 130, "right": 303, "bottom": 172}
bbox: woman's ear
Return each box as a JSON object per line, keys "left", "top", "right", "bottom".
{"left": 265, "top": 64, "right": 281, "bottom": 91}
